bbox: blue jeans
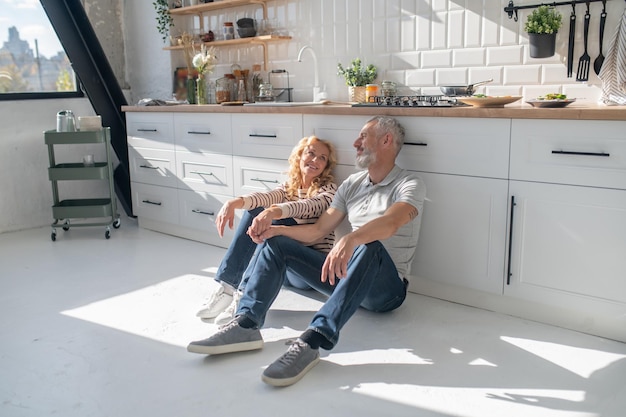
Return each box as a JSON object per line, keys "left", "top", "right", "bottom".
{"left": 237, "top": 236, "right": 408, "bottom": 349}
{"left": 215, "top": 207, "right": 299, "bottom": 291}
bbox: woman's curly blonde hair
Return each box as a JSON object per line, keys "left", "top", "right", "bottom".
{"left": 284, "top": 136, "right": 337, "bottom": 200}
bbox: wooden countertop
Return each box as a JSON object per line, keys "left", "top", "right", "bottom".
{"left": 122, "top": 102, "right": 626, "bottom": 121}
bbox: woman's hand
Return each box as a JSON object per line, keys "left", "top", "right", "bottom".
{"left": 215, "top": 197, "right": 244, "bottom": 238}
{"left": 247, "top": 206, "right": 282, "bottom": 241}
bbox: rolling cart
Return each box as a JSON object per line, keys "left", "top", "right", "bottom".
{"left": 44, "top": 127, "right": 120, "bottom": 241}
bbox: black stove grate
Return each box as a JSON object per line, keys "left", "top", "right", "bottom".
{"left": 352, "top": 95, "right": 470, "bottom": 107}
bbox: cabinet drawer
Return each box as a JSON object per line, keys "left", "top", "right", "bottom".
{"left": 510, "top": 119, "right": 626, "bottom": 189}
{"left": 126, "top": 113, "right": 174, "bottom": 150}
{"left": 304, "top": 115, "right": 510, "bottom": 179}
{"left": 132, "top": 182, "right": 179, "bottom": 224}
{"left": 129, "top": 147, "right": 178, "bottom": 187}
{"left": 174, "top": 113, "right": 232, "bottom": 154}
{"left": 178, "top": 189, "right": 238, "bottom": 248}
{"left": 233, "top": 156, "right": 288, "bottom": 196}
{"left": 232, "top": 114, "right": 302, "bottom": 159}
{"left": 397, "top": 117, "right": 510, "bottom": 179}
{"left": 176, "top": 151, "right": 234, "bottom": 195}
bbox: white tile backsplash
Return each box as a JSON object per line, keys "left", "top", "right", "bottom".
{"left": 161, "top": 0, "right": 624, "bottom": 104}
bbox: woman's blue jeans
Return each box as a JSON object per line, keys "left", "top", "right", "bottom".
{"left": 214, "top": 207, "right": 299, "bottom": 291}
{"left": 237, "top": 236, "right": 408, "bottom": 349}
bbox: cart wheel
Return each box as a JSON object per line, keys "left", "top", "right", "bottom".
{"left": 105, "top": 228, "right": 111, "bottom": 239}
{"left": 113, "top": 218, "right": 121, "bottom": 229}
{"left": 62, "top": 220, "right": 70, "bottom": 231}
{"left": 51, "top": 231, "right": 56, "bottom": 241}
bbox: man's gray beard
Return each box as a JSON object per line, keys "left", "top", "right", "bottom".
{"left": 355, "top": 152, "right": 374, "bottom": 169}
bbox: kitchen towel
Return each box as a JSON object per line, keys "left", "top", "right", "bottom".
{"left": 598, "top": 8, "right": 626, "bottom": 105}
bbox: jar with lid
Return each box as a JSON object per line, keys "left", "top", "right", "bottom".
{"left": 365, "top": 84, "right": 378, "bottom": 103}
{"left": 223, "top": 22, "right": 234, "bottom": 40}
{"left": 215, "top": 76, "right": 233, "bottom": 103}
{"left": 257, "top": 83, "right": 275, "bottom": 102}
{"left": 380, "top": 80, "right": 397, "bottom": 97}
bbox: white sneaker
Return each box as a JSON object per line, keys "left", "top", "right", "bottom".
{"left": 214, "top": 290, "right": 242, "bottom": 325}
{"left": 196, "top": 285, "right": 233, "bottom": 319}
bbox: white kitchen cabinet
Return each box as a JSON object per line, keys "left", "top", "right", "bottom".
{"left": 304, "top": 114, "right": 511, "bottom": 295}
{"left": 232, "top": 155, "right": 288, "bottom": 196}
{"left": 178, "top": 189, "right": 237, "bottom": 248}
{"left": 411, "top": 172, "right": 508, "bottom": 294}
{"left": 505, "top": 119, "right": 626, "bottom": 341}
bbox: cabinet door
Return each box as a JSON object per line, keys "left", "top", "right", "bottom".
{"left": 126, "top": 113, "right": 174, "bottom": 150}
{"left": 507, "top": 181, "right": 626, "bottom": 314}
{"left": 408, "top": 172, "right": 509, "bottom": 295}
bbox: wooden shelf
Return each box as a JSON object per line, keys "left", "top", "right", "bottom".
{"left": 169, "top": 0, "right": 269, "bottom": 17}
{"left": 163, "top": 34, "right": 290, "bottom": 50}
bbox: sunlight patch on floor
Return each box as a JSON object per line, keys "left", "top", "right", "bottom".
{"left": 61, "top": 274, "right": 212, "bottom": 347}
{"left": 502, "top": 336, "right": 626, "bottom": 378}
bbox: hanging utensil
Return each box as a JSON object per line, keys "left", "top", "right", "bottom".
{"left": 576, "top": 1, "right": 591, "bottom": 82}
{"left": 567, "top": 2, "right": 577, "bottom": 77}
{"left": 593, "top": 0, "right": 607, "bottom": 75}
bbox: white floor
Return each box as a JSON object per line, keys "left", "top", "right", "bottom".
{"left": 1, "top": 215, "right": 625, "bottom": 417}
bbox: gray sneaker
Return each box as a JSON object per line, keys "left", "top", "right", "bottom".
{"left": 261, "top": 339, "right": 320, "bottom": 387}
{"left": 187, "top": 318, "right": 263, "bottom": 355}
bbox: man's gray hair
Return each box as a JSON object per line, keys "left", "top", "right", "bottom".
{"left": 367, "top": 116, "right": 405, "bottom": 156}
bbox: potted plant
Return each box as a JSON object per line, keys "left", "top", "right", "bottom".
{"left": 153, "top": 0, "right": 174, "bottom": 43}
{"left": 524, "top": 5, "right": 562, "bottom": 58}
{"left": 337, "top": 58, "right": 377, "bottom": 103}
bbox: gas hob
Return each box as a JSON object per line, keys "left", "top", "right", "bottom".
{"left": 352, "top": 95, "right": 470, "bottom": 107}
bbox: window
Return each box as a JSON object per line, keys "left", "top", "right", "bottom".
{"left": 0, "top": 0, "right": 82, "bottom": 100}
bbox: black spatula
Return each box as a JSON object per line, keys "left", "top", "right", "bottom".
{"left": 576, "top": 2, "right": 591, "bottom": 82}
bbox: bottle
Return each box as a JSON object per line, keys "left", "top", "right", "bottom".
{"left": 223, "top": 22, "right": 234, "bottom": 40}
{"left": 366, "top": 84, "right": 378, "bottom": 103}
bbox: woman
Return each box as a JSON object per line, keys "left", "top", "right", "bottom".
{"left": 197, "top": 135, "right": 338, "bottom": 325}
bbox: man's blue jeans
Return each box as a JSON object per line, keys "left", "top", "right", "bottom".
{"left": 237, "top": 236, "right": 408, "bottom": 349}
{"left": 214, "top": 207, "right": 299, "bottom": 291}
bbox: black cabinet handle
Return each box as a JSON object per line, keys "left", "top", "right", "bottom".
{"left": 251, "top": 177, "right": 279, "bottom": 184}
{"left": 189, "top": 170, "right": 214, "bottom": 177}
{"left": 142, "top": 199, "right": 162, "bottom": 206}
{"left": 192, "top": 209, "right": 214, "bottom": 216}
{"left": 187, "top": 131, "right": 211, "bottom": 135}
{"left": 507, "top": 195, "right": 516, "bottom": 285}
{"left": 551, "top": 150, "right": 610, "bottom": 157}
{"left": 405, "top": 142, "right": 428, "bottom": 146}
{"left": 139, "top": 165, "right": 159, "bottom": 170}
{"left": 249, "top": 133, "right": 277, "bottom": 138}
{"left": 137, "top": 128, "right": 157, "bottom": 132}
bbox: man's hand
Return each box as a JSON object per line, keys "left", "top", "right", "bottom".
{"left": 321, "top": 235, "right": 355, "bottom": 286}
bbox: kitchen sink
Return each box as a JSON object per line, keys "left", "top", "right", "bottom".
{"left": 243, "top": 101, "right": 326, "bottom": 107}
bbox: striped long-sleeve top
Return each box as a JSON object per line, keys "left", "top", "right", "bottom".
{"left": 240, "top": 182, "right": 337, "bottom": 252}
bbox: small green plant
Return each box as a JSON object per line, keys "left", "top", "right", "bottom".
{"left": 337, "top": 58, "right": 377, "bottom": 87}
{"left": 524, "top": 5, "right": 562, "bottom": 34}
{"left": 153, "top": 0, "right": 174, "bottom": 42}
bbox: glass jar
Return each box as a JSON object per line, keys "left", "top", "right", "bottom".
{"left": 215, "top": 76, "right": 233, "bottom": 103}
{"left": 365, "top": 84, "right": 378, "bottom": 103}
{"left": 257, "top": 83, "right": 275, "bottom": 102}
{"left": 223, "top": 22, "right": 234, "bottom": 40}
{"left": 380, "top": 80, "right": 397, "bottom": 97}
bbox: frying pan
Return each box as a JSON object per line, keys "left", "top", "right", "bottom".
{"left": 439, "top": 79, "right": 493, "bottom": 96}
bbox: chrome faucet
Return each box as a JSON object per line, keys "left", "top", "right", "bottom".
{"left": 297, "top": 45, "right": 322, "bottom": 102}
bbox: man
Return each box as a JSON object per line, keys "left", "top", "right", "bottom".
{"left": 187, "top": 116, "right": 426, "bottom": 387}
